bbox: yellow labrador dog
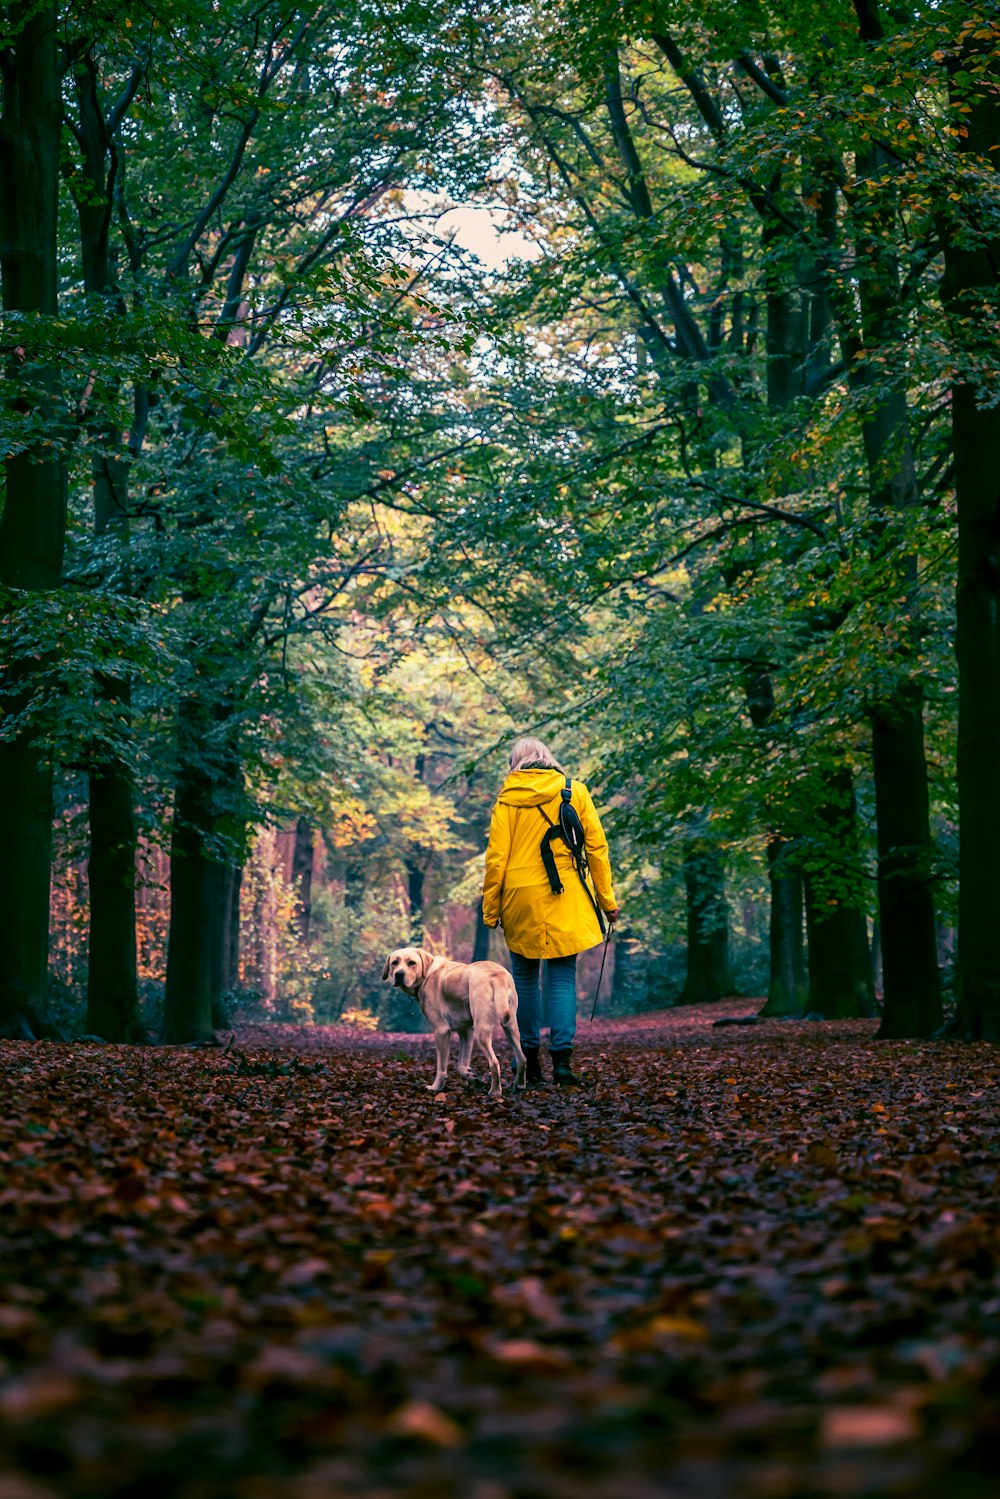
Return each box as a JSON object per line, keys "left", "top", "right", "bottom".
{"left": 382, "top": 947, "right": 526, "bottom": 1098}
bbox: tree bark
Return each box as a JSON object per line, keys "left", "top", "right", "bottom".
{"left": 406, "top": 859, "right": 425, "bottom": 944}
{"left": 291, "top": 816, "right": 314, "bottom": 944}
{"left": 743, "top": 666, "right": 808, "bottom": 1016}
{"left": 223, "top": 858, "right": 242, "bottom": 993}
{"left": 70, "top": 46, "right": 143, "bottom": 1041}
{"left": 406, "top": 751, "right": 426, "bottom": 942}
{"left": 84, "top": 456, "right": 142, "bottom": 1039}
{"left": 680, "top": 842, "right": 734, "bottom": 1003}
{"left": 804, "top": 874, "right": 875, "bottom": 1020}
{"left": 472, "top": 899, "right": 490, "bottom": 962}
{"left": 0, "top": 3, "right": 67, "bottom": 1036}
{"left": 801, "top": 774, "right": 876, "bottom": 1019}
{"left": 870, "top": 695, "right": 941, "bottom": 1037}
{"left": 759, "top": 837, "right": 807, "bottom": 1016}
{"left": 941, "top": 33, "right": 1000, "bottom": 1040}
{"left": 162, "top": 722, "right": 217, "bottom": 1044}
{"left": 207, "top": 857, "right": 236, "bottom": 1030}
{"left": 162, "top": 698, "right": 242, "bottom": 1043}
{"left": 87, "top": 760, "right": 143, "bottom": 1039}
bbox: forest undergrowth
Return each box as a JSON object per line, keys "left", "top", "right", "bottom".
{"left": 0, "top": 1005, "right": 997, "bottom": 1498}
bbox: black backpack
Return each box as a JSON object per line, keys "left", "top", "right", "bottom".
{"left": 536, "top": 777, "right": 606, "bottom": 934}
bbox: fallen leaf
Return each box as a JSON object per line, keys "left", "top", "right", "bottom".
{"left": 386, "top": 1398, "right": 463, "bottom": 1447}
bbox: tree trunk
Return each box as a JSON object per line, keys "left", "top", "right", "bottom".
{"left": 847, "top": 120, "right": 942, "bottom": 1038}
{"left": 472, "top": 899, "right": 490, "bottom": 962}
{"left": 85, "top": 461, "right": 140, "bottom": 1038}
{"left": 743, "top": 668, "right": 808, "bottom": 1017}
{"left": 0, "top": 3, "right": 66, "bottom": 1036}
{"left": 801, "top": 771, "right": 875, "bottom": 1019}
{"left": 407, "top": 859, "right": 425, "bottom": 944}
{"left": 733, "top": 19, "right": 940, "bottom": 1032}
{"left": 942, "top": 37, "right": 1000, "bottom": 1040}
{"left": 759, "top": 837, "right": 807, "bottom": 1016}
{"left": 162, "top": 698, "right": 241, "bottom": 1043}
{"left": 222, "top": 859, "right": 242, "bottom": 993}
{"left": 680, "top": 842, "right": 734, "bottom": 1003}
{"left": 162, "top": 760, "right": 217, "bottom": 1044}
{"left": 804, "top": 874, "right": 875, "bottom": 1019}
{"left": 802, "top": 769, "right": 876, "bottom": 1019}
{"left": 951, "top": 396, "right": 1000, "bottom": 1039}
{"left": 208, "top": 858, "right": 235, "bottom": 1030}
{"left": 87, "top": 753, "right": 143, "bottom": 1040}
{"left": 406, "top": 751, "right": 426, "bottom": 943}
{"left": 870, "top": 695, "right": 942, "bottom": 1037}
{"left": 754, "top": 230, "right": 811, "bottom": 1017}
{"left": 71, "top": 50, "right": 143, "bottom": 1041}
{"left": 291, "top": 817, "right": 314, "bottom": 944}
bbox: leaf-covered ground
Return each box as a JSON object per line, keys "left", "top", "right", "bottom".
{"left": 1, "top": 1003, "right": 998, "bottom": 1498}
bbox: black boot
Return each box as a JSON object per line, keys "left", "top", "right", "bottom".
{"left": 551, "top": 1048, "right": 584, "bottom": 1087}
{"left": 524, "top": 1046, "right": 544, "bottom": 1088}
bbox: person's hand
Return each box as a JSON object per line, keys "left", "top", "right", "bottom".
{"left": 606, "top": 907, "right": 620, "bottom": 924}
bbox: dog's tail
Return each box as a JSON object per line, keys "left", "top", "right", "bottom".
{"left": 495, "top": 983, "right": 513, "bottom": 1030}
{"left": 492, "top": 976, "right": 519, "bottom": 1030}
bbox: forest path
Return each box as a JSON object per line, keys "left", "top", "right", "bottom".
{"left": 232, "top": 995, "right": 876, "bottom": 1051}
{"left": 0, "top": 1006, "right": 996, "bottom": 1497}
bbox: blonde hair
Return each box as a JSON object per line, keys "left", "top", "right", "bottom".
{"left": 509, "top": 736, "right": 565, "bottom": 773}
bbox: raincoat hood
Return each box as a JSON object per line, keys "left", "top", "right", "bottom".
{"left": 497, "top": 768, "right": 567, "bottom": 807}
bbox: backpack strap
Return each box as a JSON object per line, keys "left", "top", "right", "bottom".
{"left": 536, "top": 781, "right": 607, "bottom": 935}
{"left": 536, "top": 802, "right": 565, "bottom": 894}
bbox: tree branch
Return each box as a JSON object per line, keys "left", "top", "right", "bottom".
{"left": 736, "top": 51, "right": 789, "bottom": 107}
{"left": 651, "top": 31, "right": 726, "bottom": 138}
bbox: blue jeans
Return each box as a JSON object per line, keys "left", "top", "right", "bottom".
{"left": 510, "top": 952, "right": 578, "bottom": 1051}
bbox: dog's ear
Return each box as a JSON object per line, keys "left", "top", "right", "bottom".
{"left": 381, "top": 953, "right": 393, "bottom": 981}
{"left": 418, "top": 948, "right": 433, "bottom": 980}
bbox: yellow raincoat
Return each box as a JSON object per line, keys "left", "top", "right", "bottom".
{"left": 482, "top": 768, "right": 617, "bottom": 960}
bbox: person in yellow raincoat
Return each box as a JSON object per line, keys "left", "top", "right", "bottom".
{"left": 481, "top": 736, "right": 619, "bottom": 1086}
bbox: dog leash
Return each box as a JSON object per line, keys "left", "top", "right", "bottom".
{"left": 589, "top": 925, "right": 614, "bottom": 1022}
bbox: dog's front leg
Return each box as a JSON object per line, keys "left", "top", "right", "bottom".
{"left": 428, "top": 1028, "right": 451, "bottom": 1091}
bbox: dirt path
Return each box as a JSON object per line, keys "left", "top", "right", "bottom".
{"left": 235, "top": 995, "right": 796, "bottom": 1052}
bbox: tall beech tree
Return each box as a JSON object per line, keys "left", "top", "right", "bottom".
{"left": 51, "top": 1, "right": 495, "bottom": 1043}
{"left": 679, "top": 841, "right": 735, "bottom": 1004}
{"left": 0, "top": 2, "right": 67, "bottom": 1037}
{"left": 811, "top": 0, "right": 941, "bottom": 1035}
{"left": 65, "top": 35, "right": 144, "bottom": 1041}
{"left": 472, "top": 8, "right": 881, "bottom": 1015}
{"left": 639, "top": 1, "right": 939, "bottom": 1028}
{"left": 941, "top": 9, "right": 1000, "bottom": 1040}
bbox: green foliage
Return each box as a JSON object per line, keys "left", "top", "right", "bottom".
{"left": 7, "top": 0, "right": 996, "bottom": 1017}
